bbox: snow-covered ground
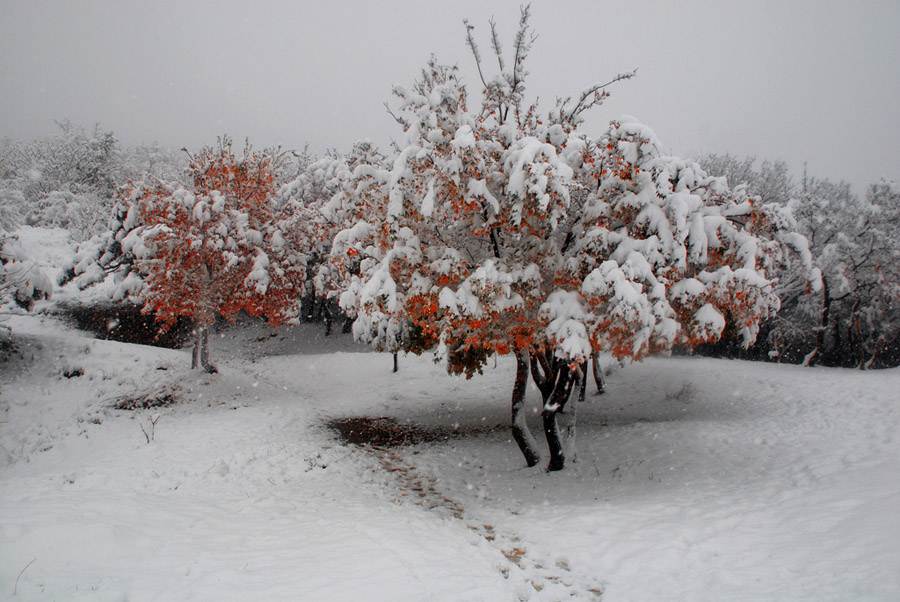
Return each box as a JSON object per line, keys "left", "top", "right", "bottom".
{"left": 2, "top": 229, "right": 899, "bottom": 601}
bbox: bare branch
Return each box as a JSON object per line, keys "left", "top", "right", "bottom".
{"left": 489, "top": 18, "right": 505, "bottom": 73}
{"left": 384, "top": 102, "right": 410, "bottom": 130}
{"left": 510, "top": 4, "right": 537, "bottom": 92}
{"left": 563, "top": 69, "right": 637, "bottom": 123}
{"left": 463, "top": 19, "right": 489, "bottom": 90}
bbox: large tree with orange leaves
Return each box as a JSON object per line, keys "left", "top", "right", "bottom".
{"left": 125, "top": 138, "right": 306, "bottom": 371}
{"left": 336, "top": 8, "right": 808, "bottom": 470}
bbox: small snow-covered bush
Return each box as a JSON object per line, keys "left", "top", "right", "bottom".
{"left": 1, "top": 231, "right": 53, "bottom": 313}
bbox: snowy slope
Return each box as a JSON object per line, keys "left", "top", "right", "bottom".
{"left": 1, "top": 315, "right": 517, "bottom": 601}
{"left": 2, "top": 309, "right": 898, "bottom": 601}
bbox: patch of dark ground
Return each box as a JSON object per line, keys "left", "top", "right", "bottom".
{"left": 54, "top": 302, "right": 193, "bottom": 349}
{"left": 111, "top": 383, "right": 182, "bottom": 411}
{"left": 327, "top": 415, "right": 504, "bottom": 447}
{"left": 327, "top": 415, "right": 604, "bottom": 599}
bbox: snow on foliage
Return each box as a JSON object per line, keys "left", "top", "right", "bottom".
{"left": 703, "top": 153, "right": 898, "bottom": 368}
{"left": 59, "top": 138, "right": 308, "bottom": 370}
{"left": 792, "top": 177, "right": 900, "bottom": 368}
{"left": 336, "top": 63, "right": 789, "bottom": 369}
{"left": 136, "top": 140, "right": 306, "bottom": 327}
{"left": 1, "top": 231, "right": 54, "bottom": 313}
{"left": 334, "top": 7, "right": 805, "bottom": 470}
{"left": 276, "top": 141, "right": 389, "bottom": 309}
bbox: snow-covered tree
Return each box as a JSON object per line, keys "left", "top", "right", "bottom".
{"left": 1, "top": 123, "right": 192, "bottom": 244}
{"left": 794, "top": 177, "right": 900, "bottom": 368}
{"left": 698, "top": 153, "right": 813, "bottom": 362}
{"left": 699, "top": 154, "right": 794, "bottom": 207}
{"left": 62, "top": 138, "right": 306, "bottom": 370}
{"left": 128, "top": 138, "right": 307, "bottom": 371}
{"left": 0, "top": 121, "right": 122, "bottom": 241}
{"left": 276, "top": 141, "right": 387, "bottom": 330}
{"left": 0, "top": 186, "right": 26, "bottom": 232}
{"left": 702, "top": 151, "right": 900, "bottom": 369}
{"left": 336, "top": 8, "right": 802, "bottom": 470}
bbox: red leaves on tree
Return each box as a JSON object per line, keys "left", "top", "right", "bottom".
{"left": 128, "top": 137, "right": 304, "bottom": 335}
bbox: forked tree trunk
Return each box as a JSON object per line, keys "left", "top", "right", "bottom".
{"left": 530, "top": 350, "right": 578, "bottom": 471}
{"left": 510, "top": 350, "right": 541, "bottom": 467}
{"left": 542, "top": 368, "right": 576, "bottom": 471}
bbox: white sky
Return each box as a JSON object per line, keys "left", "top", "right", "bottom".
{"left": 1, "top": 0, "right": 898, "bottom": 194}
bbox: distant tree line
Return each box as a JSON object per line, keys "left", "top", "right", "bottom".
{"left": 696, "top": 155, "right": 899, "bottom": 369}
{"left": 1, "top": 120, "right": 186, "bottom": 241}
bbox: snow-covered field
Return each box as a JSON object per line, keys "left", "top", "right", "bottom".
{"left": 2, "top": 229, "right": 899, "bottom": 601}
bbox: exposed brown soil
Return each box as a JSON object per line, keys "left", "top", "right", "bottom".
{"left": 327, "top": 416, "right": 502, "bottom": 447}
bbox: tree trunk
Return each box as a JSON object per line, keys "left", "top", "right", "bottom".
{"left": 511, "top": 350, "right": 541, "bottom": 467}
{"left": 392, "top": 352, "right": 398, "bottom": 373}
{"left": 542, "top": 368, "right": 575, "bottom": 472}
{"left": 577, "top": 360, "right": 587, "bottom": 403}
{"left": 850, "top": 301, "right": 865, "bottom": 370}
{"left": 564, "top": 367, "right": 580, "bottom": 463}
{"left": 191, "top": 326, "right": 201, "bottom": 370}
{"left": 323, "top": 303, "right": 333, "bottom": 336}
{"left": 591, "top": 353, "right": 605, "bottom": 395}
{"left": 193, "top": 325, "right": 217, "bottom": 373}
{"left": 302, "top": 288, "right": 316, "bottom": 323}
{"left": 530, "top": 350, "right": 577, "bottom": 471}
{"left": 810, "top": 278, "right": 830, "bottom": 367}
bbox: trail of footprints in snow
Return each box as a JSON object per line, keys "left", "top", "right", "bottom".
{"left": 365, "top": 446, "right": 603, "bottom": 600}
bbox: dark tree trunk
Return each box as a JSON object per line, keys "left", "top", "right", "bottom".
{"left": 530, "top": 350, "right": 577, "bottom": 472}
{"left": 591, "top": 353, "right": 605, "bottom": 395}
{"left": 323, "top": 303, "right": 333, "bottom": 336}
{"left": 813, "top": 277, "right": 841, "bottom": 367}
{"left": 577, "top": 360, "right": 588, "bottom": 403}
{"left": 542, "top": 368, "right": 575, "bottom": 472}
{"left": 191, "top": 328, "right": 200, "bottom": 370}
{"left": 302, "top": 287, "right": 316, "bottom": 323}
{"left": 392, "top": 352, "right": 398, "bottom": 373}
{"left": 511, "top": 350, "right": 541, "bottom": 467}
{"left": 849, "top": 299, "right": 865, "bottom": 370}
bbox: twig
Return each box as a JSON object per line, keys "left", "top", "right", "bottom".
{"left": 139, "top": 414, "right": 161, "bottom": 443}
{"left": 14, "top": 558, "right": 36, "bottom": 595}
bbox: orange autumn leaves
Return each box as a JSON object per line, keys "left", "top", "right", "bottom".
{"left": 127, "top": 138, "right": 304, "bottom": 332}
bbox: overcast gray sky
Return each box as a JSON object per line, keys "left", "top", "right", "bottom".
{"left": 1, "top": 0, "right": 897, "bottom": 194}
